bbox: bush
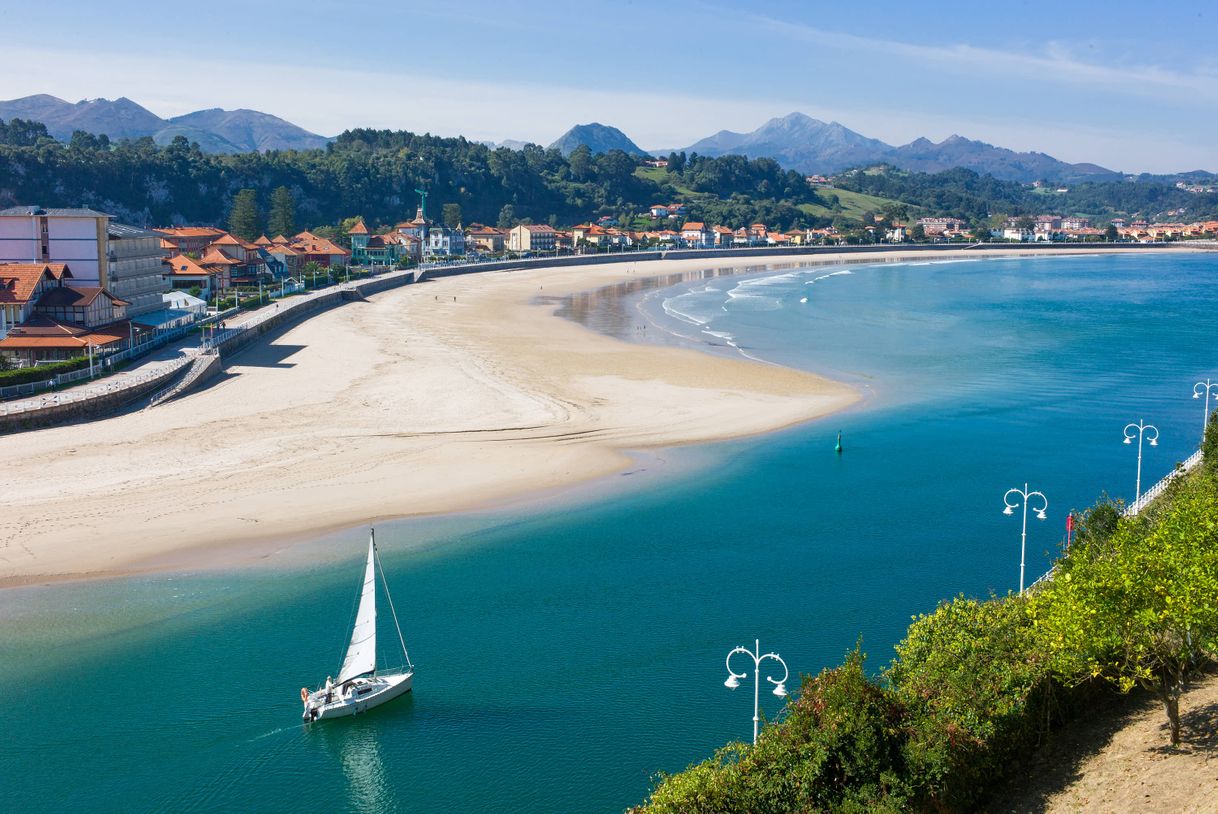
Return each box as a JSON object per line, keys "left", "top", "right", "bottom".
{"left": 887, "top": 595, "right": 1053, "bottom": 811}
{"left": 636, "top": 650, "right": 910, "bottom": 814}
{"left": 0, "top": 356, "right": 89, "bottom": 386}
{"left": 1071, "top": 495, "right": 1124, "bottom": 551}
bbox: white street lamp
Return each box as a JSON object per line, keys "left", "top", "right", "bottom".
{"left": 725, "top": 639, "right": 789, "bottom": 745}
{"left": 1003, "top": 483, "right": 1048, "bottom": 595}
{"left": 1193, "top": 379, "right": 1218, "bottom": 440}
{"left": 1123, "top": 420, "right": 1159, "bottom": 504}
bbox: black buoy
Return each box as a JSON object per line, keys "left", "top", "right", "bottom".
{"left": 835, "top": 430, "right": 843, "bottom": 454}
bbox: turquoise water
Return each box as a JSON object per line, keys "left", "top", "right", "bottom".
{"left": 2, "top": 253, "right": 1215, "bottom": 813}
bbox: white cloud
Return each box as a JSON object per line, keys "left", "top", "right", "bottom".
{"left": 743, "top": 14, "right": 1218, "bottom": 102}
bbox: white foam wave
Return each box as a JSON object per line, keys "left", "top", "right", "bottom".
{"left": 661, "top": 294, "right": 710, "bottom": 326}
{"left": 803, "top": 270, "right": 854, "bottom": 285}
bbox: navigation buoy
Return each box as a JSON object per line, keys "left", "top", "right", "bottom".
{"left": 835, "top": 431, "right": 843, "bottom": 454}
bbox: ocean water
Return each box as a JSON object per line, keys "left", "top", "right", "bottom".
{"left": 2, "top": 252, "right": 1216, "bottom": 813}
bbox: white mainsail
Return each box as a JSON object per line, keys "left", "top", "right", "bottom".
{"left": 338, "top": 535, "right": 378, "bottom": 683}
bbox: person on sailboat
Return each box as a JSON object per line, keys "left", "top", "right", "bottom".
{"left": 325, "top": 676, "right": 334, "bottom": 703}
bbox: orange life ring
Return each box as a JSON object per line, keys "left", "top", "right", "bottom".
{"left": 301, "top": 687, "right": 310, "bottom": 704}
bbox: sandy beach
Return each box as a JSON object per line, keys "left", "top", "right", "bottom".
{"left": 0, "top": 247, "right": 1193, "bottom": 586}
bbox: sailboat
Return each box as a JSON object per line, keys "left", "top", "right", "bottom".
{"left": 301, "top": 529, "right": 414, "bottom": 723}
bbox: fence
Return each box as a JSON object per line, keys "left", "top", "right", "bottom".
{"left": 1123, "top": 448, "right": 1204, "bottom": 517}
{"left": 0, "top": 322, "right": 198, "bottom": 401}
{"left": 0, "top": 354, "right": 193, "bottom": 419}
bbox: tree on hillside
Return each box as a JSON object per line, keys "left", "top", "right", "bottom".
{"left": 0, "top": 117, "right": 51, "bottom": 147}
{"left": 568, "top": 144, "right": 594, "bottom": 182}
{"left": 496, "top": 204, "right": 517, "bottom": 229}
{"left": 1032, "top": 474, "right": 1218, "bottom": 745}
{"left": 442, "top": 202, "right": 462, "bottom": 229}
{"left": 228, "top": 189, "right": 261, "bottom": 240}
{"left": 267, "top": 186, "right": 296, "bottom": 237}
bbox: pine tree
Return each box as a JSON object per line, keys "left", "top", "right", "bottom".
{"left": 228, "top": 189, "right": 261, "bottom": 240}
{"left": 267, "top": 186, "right": 296, "bottom": 237}
{"left": 442, "top": 203, "right": 462, "bottom": 229}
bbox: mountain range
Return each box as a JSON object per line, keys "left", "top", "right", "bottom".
{"left": 0, "top": 95, "right": 1130, "bottom": 182}
{"left": 0, "top": 94, "right": 330, "bottom": 153}
{"left": 670, "top": 112, "right": 1120, "bottom": 184}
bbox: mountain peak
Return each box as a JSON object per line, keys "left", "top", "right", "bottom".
{"left": 548, "top": 123, "right": 647, "bottom": 157}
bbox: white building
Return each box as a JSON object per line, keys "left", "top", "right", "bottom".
{"left": 0, "top": 206, "right": 111, "bottom": 287}
{"left": 427, "top": 225, "right": 466, "bottom": 257}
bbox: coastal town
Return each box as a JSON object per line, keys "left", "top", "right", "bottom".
{"left": 6, "top": 1, "right": 1218, "bottom": 810}
{"left": 3, "top": 193, "right": 1218, "bottom": 373}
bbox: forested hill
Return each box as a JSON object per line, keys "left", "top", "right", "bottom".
{"left": 835, "top": 166, "right": 1218, "bottom": 224}
{"left": 0, "top": 120, "right": 822, "bottom": 230}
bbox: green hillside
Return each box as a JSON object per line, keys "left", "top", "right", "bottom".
{"left": 799, "top": 186, "right": 915, "bottom": 220}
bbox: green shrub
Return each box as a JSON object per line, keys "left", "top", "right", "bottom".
{"left": 887, "top": 595, "right": 1053, "bottom": 811}
{"left": 1031, "top": 471, "right": 1218, "bottom": 744}
{"left": 0, "top": 356, "right": 89, "bottom": 386}
{"left": 636, "top": 650, "right": 910, "bottom": 814}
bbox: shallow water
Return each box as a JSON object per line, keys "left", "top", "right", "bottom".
{"left": 2, "top": 252, "right": 1215, "bottom": 813}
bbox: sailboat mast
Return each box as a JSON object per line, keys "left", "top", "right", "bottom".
{"left": 373, "top": 531, "right": 414, "bottom": 670}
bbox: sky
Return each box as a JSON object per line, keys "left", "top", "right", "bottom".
{"left": 1, "top": 0, "right": 1215, "bottom": 173}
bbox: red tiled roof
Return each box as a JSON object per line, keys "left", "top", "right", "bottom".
{"left": 0, "top": 263, "right": 71, "bottom": 305}
{"left": 201, "top": 248, "right": 240, "bottom": 266}
{"left": 347, "top": 220, "right": 369, "bottom": 235}
{"left": 37, "top": 285, "right": 128, "bottom": 308}
{"left": 163, "top": 254, "right": 211, "bottom": 277}
{"left": 211, "top": 233, "right": 242, "bottom": 246}
{"left": 156, "top": 226, "right": 226, "bottom": 238}
{"left": 0, "top": 316, "right": 129, "bottom": 349}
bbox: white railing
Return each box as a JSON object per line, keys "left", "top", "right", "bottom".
{"left": 1124, "top": 448, "right": 1204, "bottom": 517}
{"left": 0, "top": 323, "right": 196, "bottom": 401}
{"left": 0, "top": 354, "right": 193, "bottom": 417}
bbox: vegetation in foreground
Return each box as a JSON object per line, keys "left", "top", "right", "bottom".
{"left": 633, "top": 415, "right": 1218, "bottom": 813}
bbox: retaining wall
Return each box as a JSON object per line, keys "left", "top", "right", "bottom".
{"left": 0, "top": 359, "right": 192, "bottom": 434}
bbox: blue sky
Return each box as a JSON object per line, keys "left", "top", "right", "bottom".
{"left": 2, "top": 0, "right": 1215, "bottom": 172}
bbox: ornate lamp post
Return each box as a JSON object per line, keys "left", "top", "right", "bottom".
{"left": 1123, "top": 420, "right": 1159, "bottom": 503}
{"left": 1003, "top": 483, "right": 1048, "bottom": 594}
{"left": 1193, "top": 379, "right": 1218, "bottom": 440}
{"left": 724, "top": 639, "right": 789, "bottom": 745}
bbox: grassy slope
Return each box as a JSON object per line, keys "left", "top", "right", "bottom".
{"left": 799, "top": 187, "right": 917, "bottom": 220}
{"left": 636, "top": 166, "right": 908, "bottom": 222}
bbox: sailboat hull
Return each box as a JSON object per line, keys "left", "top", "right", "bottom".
{"left": 304, "top": 670, "right": 413, "bottom": 723}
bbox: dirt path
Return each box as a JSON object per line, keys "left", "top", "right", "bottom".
{"left": 986, "top": 670, "right": 1218, "bottom": 813}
